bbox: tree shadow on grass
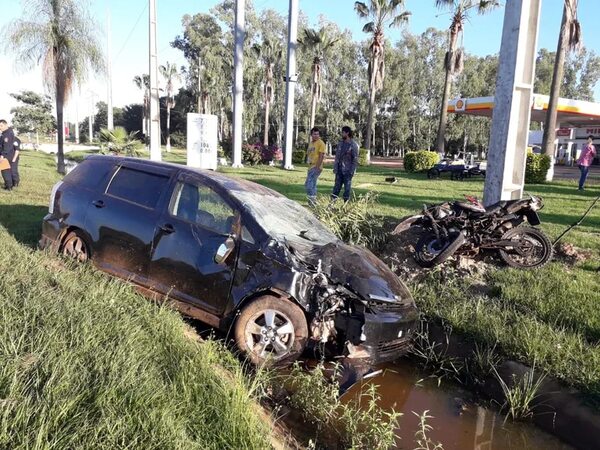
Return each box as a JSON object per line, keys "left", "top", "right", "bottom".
{"left": 0, "top": 204, "right": 48, "bottom": 248}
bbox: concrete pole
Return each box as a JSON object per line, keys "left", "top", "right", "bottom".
{"left": 75, "top": 97, "right": 80, "bottom": 144}
{"left": 149, "top": 0, "right": 161, "bottom": 161}
{"left": 88, "top": 93, "right": 95, "bottom": 143}
{"left": 107, "top": 7, "right": 114, "bottom": 131}
{"left": 482, "top": 0, "right": 542, "bottom": 206}
{"left": 283, "top": 0, "right": 299, "bottom": 170}
{"left": 231, "top": 0, "right": 245, "bottom": 168}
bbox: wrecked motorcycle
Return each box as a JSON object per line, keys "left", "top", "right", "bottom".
{"left": 393, "top": 195, "right": 553, "bottom": 269}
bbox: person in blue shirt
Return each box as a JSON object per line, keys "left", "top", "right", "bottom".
{"left": 331, "top": 126, "right": 358, "bottom": 202}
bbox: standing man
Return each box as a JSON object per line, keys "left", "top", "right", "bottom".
{"left": 577, "top": 135, "right": 596, "bottom": 191}
{"left": 331, "top": 126, "right": 358, "bottom": 202}
{"left": 0, "top": 120, "right": 16, "bottom": 191}
{"left": 304, "top": 127, "right": 326, "bottom": 206}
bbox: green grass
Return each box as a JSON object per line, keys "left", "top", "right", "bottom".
{"left": 0, "top": 151, "right": 273, "bottom": 448}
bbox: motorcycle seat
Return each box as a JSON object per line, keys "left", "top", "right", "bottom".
{"left": 455, "top": 201, "right": 486, "bottom": 213}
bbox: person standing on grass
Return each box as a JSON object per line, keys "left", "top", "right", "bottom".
{"left": 331, "top": 126, "right": 358, "bottom": 202}
{"left": 0, "top": 120, "right": 16, "bottom": 191}
{"left": 304, "top": 127, "right": 326, "bottom": 206}
{"left": 577, "top": 135, "right": 596, "bottom": 191}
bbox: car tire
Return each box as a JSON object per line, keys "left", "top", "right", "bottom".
{"left": 427, "top": 168, "right": 440, "bottom": 179}
{"left": 234, "top": 295, "right": 308, "bottom": 367}
{"left": 61, "top": 230, "right": 91, "bottom": 263}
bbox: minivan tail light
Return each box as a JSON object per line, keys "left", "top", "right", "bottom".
{"left": 48, "top": 180, "right": 63, "bottom": 214}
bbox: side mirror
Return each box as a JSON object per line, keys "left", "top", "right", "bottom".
{"left": 215, "top": 236, "right": 236, "bottom": 264}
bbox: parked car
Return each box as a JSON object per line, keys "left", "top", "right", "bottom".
{"left": 40, "top": 156, "right": 418, "bottom": 366}
{"left": 427, "top": 158, "right": 486, "bottom": 180}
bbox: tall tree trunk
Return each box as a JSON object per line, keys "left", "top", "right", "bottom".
{"left": 166, "top": 104, "right": 171, "bottom": 152}
{"left": 542, "top": 5, "right": 569, "bottom": 182}
{"left": 309, "top": 84, "right": 318, "bottom": 130}
{"left": 436, "top": 30, "right": 458, "bottom": 154}
{"left": 56, "top": 81, "right": 66, "bottom": 175}
{"left": 263, "top": 99, "right": 270, "bottom": 146}
{"left": 364, "top": 83, "right": 376, "bottom": 162}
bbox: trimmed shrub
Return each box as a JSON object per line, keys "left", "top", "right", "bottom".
{"left": 404, "top": 150, "right": 439, "bottom": 173}
{"left": 358, "top": 148, "right": 369, "bottom": 166}
{"left": 525, "top": 153, "right": 551, "bottom": 183}
{"left": 261, "top": 144, "right": 283, "bottom": 163}
{"left": 169, "top": 131, "right": 186, "bottom": 148}
{"left": 242, "top": 143, "right": 262, "bottom": 166}
{"left": 292, "top": 149, "right": 306, "bottom": 164}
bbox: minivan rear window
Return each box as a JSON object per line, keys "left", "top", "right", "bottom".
{"left": 106, "top": 166, "right": 169, "bottom": 209}
{"left": 63, "top": 159, "right": 113, "bottom": 190}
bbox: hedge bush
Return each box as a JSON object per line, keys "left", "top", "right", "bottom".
{"left": 525, "top": 153, "right": 551, "bottom": 183}
{"left": 358, "top": 148, "right": 369, "bottom": 166}
{"left": 242, "top": 143, "right": 262, "bottom": 166}
{"left": 292, "top": 149, "right": 306, "bottom": 164}
{"left": 404, "top": 150, "right": 439, "bottom": 173}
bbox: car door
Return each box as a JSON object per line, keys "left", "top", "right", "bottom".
{"left": 84, "top": 162, "right": 173, "bottom": 284}
{"left": 147, "top": 174, "right": 239, "bottom": 316}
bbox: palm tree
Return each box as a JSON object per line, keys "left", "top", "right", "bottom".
{"left": 299, "top": 27, "right": 339, "bottom": 130}
{"left": 159, "top": 62, "right": 180, "bottom": 152}
{"left": 355, "top": 0, "right": 410, "bottom": 161}
{"left": 5, "top": 0, "right": 103, "bottom": 174}
{"left": 253, "top": 39, "right": 282, "bottom": 147}
{"left": 541, "top": 0, "right": 581, "bottom": 181}
{"left": 434, "top": 0, "right": 499, "bottom": 155}
{"left": 133, "top": 74, "right": 150, "bottom": 137}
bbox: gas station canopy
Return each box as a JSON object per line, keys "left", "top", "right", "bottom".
{"left": 448, "top": 94, "right": 600, "bottom": 129}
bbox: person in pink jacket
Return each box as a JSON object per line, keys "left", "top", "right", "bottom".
{"left": 577, "top": 135, "right": 597, "bottom": 190}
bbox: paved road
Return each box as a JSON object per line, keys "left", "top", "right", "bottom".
{"left": 368, "top": 157, "right": 600, "bottom": 184}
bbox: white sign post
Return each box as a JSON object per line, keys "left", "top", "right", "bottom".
{"left": 187, "top": 113, "right": 218, "bottom": 170}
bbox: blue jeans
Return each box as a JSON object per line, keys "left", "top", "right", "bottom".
{"left": 578, "top": 165, "right": 590, "bottom": 189}
{"left": 305, "top": 167, "right": 321, "bottom": 205}
{"left": 331, "top": 171, "right": 353, "bottom": 202}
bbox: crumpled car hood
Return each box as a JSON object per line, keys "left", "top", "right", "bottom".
{"left": 285, "top": 239, "right": 413, "bottom": 303}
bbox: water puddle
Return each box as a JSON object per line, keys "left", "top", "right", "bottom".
{"left": 342, "top": 361, "right": 573, "bottom": 450}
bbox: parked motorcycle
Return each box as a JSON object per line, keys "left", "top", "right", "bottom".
{"left": 393, "top": 195, "right": 553, "bottom": 269}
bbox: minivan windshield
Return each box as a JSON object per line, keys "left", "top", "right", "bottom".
{"left": 231, "top": 190, "right": 339, "bottom": 246}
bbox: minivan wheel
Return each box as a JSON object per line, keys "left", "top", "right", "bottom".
{"left": 234, "top": 295, "right": 308, "bottom": 367}
{"left": 61, "top": 231, "right": 91, "bottom": 263}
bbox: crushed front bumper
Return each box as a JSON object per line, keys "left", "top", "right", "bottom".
{"left": 334, "top": 305, "right": 419, "bottom": 365}
{"left": 39, "top": 215, "right": 61, "bottom": 251}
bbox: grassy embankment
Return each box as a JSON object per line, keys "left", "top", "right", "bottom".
{"left": 0, "top": 151, "right": 273, "bottom": 448}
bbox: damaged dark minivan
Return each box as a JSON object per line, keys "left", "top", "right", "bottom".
{"left": 40, "top": 156, "right": 418, "bottom": 366}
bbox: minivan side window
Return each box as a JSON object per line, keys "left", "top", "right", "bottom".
{"left": 169, "top": 182, "right": 236, "bottom": 234}
{"left": 63, "top": 159, "right": 113, "bottom": 190}
{"left": 106, "top": 167, "right": 169, "bottom": 209}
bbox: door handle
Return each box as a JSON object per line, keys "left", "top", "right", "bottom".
{"left": 92, "top": 200, "right": 105, "bottom": 208}
{"left": 159, "top": 223, "right": 175, "bottom": 234}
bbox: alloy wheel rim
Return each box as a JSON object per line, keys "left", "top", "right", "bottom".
{"left": 63, "top": 236, "right": 88, "bottom": 262}
{"left": 245, "top": 309, "right": 295, "bottom": 361}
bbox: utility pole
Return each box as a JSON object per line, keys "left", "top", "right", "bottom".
{"left": 283, "top": 0, "right": 299, "bottom": 170}
{"left": 483, "top": 0, "right": 542, "bottom": 206}
{"left": 88, "top": 92, "right": 96, "bottom": 143}
{"left": 75, "top": 93, "right": 80, "bottom": 144}
{"left": 231, "top": 0, "right": 245, "bottom": 168}
{"left": 107, "top": 5, "right": 114, "bottom": 131}
{"left": 148, "top": 0, "right": 161, "bottom": 161}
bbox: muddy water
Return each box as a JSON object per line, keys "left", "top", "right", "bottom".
{"left": 342, "top": 361, "right": 573, "bottom": 450}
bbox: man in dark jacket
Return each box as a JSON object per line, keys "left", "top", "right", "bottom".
{"left": 331, "top": 126, "right": 359, "bottom": 202}
{"left": 0, "top": 120, "right": 17, "bottom": 190}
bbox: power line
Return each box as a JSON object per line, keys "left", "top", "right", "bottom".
{"left": 115, "top": 3, "right": 148, "bottom": 61}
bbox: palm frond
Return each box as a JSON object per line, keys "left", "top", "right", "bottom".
{"left": 389, "top": 11, "right": 411, "bottom": 29}
{"left": 477, "top": 0, "right": 500, "bottom": 14}
{"left": 435, "top": 0, "right": 456, "bottom": 10}
{"left": 354, "top": 1, "right": 370, "bottom": 18}
{"left": 362, "top": 22, "right": 376, "bottom": 34}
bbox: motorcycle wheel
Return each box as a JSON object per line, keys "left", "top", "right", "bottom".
{"left": 498, "top": 226, "right": 553, "bottom": 269}
{"left": 415, "top": 232, "right": 465, "bottom": 268}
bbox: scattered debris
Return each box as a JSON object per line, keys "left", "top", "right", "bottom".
{"left": 554, "top": 242, "right": 594, "bottom": 265}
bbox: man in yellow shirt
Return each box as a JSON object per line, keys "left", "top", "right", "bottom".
{"left": 304, "top": 127, "right": 326, "bottom": 206}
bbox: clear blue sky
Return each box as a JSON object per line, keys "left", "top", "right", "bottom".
{"left": 1, "top": 0, "right": 599, "bottom": 122}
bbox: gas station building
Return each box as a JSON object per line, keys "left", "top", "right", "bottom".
{"left": 448, "top": 94, "right": 600, "bottom": 166}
